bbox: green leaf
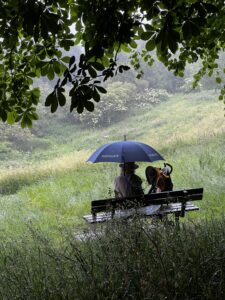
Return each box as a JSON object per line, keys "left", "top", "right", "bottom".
{"left": 121, "top": 44, "right": 132, "bottom": 53}
{"left": 141, "top": 31, "right": 154, "bottom": 41}
{"left": 216, "top": 77, "right": 222, "bottom": 84}
{"left": 41, "top": 64, "right": 50, "bottom": 77}
{"left": 0, "top": 64, "right": 4, "bottom": 73}
{"left": 30, "top": 88, "right": 40, "bottom": 105}
{"left": 61, "top": 56, "right": 71, "bottom": 63}
{"left": 56, "top": 50, "right": 62, "bottom": 59}
{"left": 146, "top": 39, "right": 155, "bottom": 51}
{"left": 21, "top": 114, "right": 32, "bottom": 128}
{"left": 35, "top": 68, "right": 41, "bottom": 77}
{"left": 88, "top": 66, "right": 97, "bottom": 78}
{"left": 100, "top": 56, "right": 110, "bottom": 67}
{"left": 61, "top": 76, "right": 68, "bottom": 86}
{"left": 30, "top": 112, "right": 39, "bottom": 120}
{"left": 77, "top": 104, "right": 84, "bottom": 114}
{"left": 74, "top": 32, "right": 82, "bottom": 45}
{"left": 182, "top": 21, "right": 192, "bottom": 40}
{"left": 189, "top": 20, "right": 200, "bottom": 36}
{"left": 118, "top": 66, "right": 123, "bottom": 73}
{"left": 81, "top": 77, "right": 90, "bottom": 84}
{"left": 44, "top": 12, "right": 61, "bottom": 34}
{"left": 95, "top": 86, "right": 107, "bottom": 94}
{"left": 51, "top": 98, "right": 58, "bottom": 113}
{"left": 26, "top": 115, "right": 33, "bottom": 128}
{"left": 93, "top": 89, "right": 100, "bottom": 102}
{"left": 160, "top": 31, "right": 168, "bottom": 52}
{"left": 129, "top": 40, "right": 137, "bottom": 49}
{"left": 123, "top": 66, "right": 130, "bottom": 71}
{"left": 21, "top": 116, "right": 27, "bottom": 128}
{"left": 47, "top": 65, "right": 55, "bottom": 80}
{"left": 69, "top": 56, "right": 75, "bottom": 67}
{"left": 27, "top": 77, "right": 34, "bottom": 85}
{"left": 76, "top": 20, "right": 82, "bottom": 32}
{"left": 57, "top": 91, "right": 66, "bottom": 106}
{"left": 53, "top": 61, "right": 61, "bottom": 75}
{"left": 168, "top": 38, "right": 178, "bottom": 54}
{"left": 79, "top": 84, "right": 92, "bottom": 93}
{"left": 45, "top": 92, "right": 56, "bottom": 106}
{"left": 32, "top": 88, "right": 40, "bottom": 98}
{"left": 91, "top": 62, "right": 105, "bottom": 71}
{"left": 170, "top": 29, "right": 180, "bottom": 42}
{"left": 155, "top": 29, "right": 164, "bottom": 45}
{"left": 136, "top": 73, "right": 142, "bottom": 79}
{"left": 28, "top": 72, "right": 36, "bottom": 78}
{"left": 84, "top": 101, "right": 94, "bottom": 112}
{"left": 7, "top": 111, "right": 15, "bottom": 125}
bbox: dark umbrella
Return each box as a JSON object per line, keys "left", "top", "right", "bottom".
{"left": 87, "top": 140, "right": 164, "bottom": 163}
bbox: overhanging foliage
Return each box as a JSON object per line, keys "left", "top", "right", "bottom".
{"left": 0, "top": 0, "right": 225, "bottom": 127}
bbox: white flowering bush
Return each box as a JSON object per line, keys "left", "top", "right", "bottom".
{"left": 76, "top": 86, "right": 170, "bottom": 127}
{"left": 134, "top": 88, "right": 170, "bottom": 109}
{"left": 77, "top": 81, "right": 137, "bottom": 127}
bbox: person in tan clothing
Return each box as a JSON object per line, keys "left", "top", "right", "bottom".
{"left": 114, "top": 162, "right": 143, "bottom": 198}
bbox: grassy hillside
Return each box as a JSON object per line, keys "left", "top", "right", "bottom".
{"left": 0, "top": 90, "right": 224, "bottom": 238}
{"left": 0, "top": 90, "right": 224, "bottom": 299}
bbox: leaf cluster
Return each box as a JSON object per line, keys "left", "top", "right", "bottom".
{"left": 0, "top": 0, "right": 225, "bottom": 127}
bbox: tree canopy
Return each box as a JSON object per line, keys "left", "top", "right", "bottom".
{"left": 0, "top": 0, "right": 225, "bottom": 127}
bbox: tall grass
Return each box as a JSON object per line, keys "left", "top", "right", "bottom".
{"left": 0, "top": 217, "right": 225, "bottom": 299}
{"left": 0, "top": 150, "right": 90, "bottom": 194}
{"left": 0, "top": 131, "right": 223, "bottom": 240}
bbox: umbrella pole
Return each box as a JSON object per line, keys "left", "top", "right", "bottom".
{"left": 123, "top": 136, "right": 126, "bottom": 175}
{"left": 122, "top": 155, "right": 125, "bottom": 176}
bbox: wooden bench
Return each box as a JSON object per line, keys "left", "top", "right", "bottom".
{"left": 83, "top": 187, "right": 204, "bottom": 224}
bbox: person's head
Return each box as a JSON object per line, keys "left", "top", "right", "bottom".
{"left": 145, "top": 166, "right": 158, "bottom": 184}
{"left": 119, "top": 162, "right": 139, "bottom": 174}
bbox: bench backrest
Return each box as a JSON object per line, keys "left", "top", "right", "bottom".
{"left": 91, "top": 187, "right": 203, "bottom": 215}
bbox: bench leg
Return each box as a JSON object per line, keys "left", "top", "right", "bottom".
{"left": 111, "top": 208, "right": 115, "bottom": 219}
{"left": 174, "top": 212, "right": 180, "bottom": 228}
{"left": 152, "top": 214, "right": 173, "bottom": 226}
{"left": 151, "top": 214, "right": 163, "bottom": 225}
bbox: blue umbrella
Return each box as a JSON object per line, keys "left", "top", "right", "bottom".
{"left": 87, "top": 140, "right": 164, "bottom": 163}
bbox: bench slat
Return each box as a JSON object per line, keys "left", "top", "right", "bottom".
{"left": 91, "top": 188, "right": 203, "bottom": 207}
{"left": 83, "top": 202, "right": 200, "bottom": 224}
{"left": 92, "top": 191, "right": 203, "bottom": 214}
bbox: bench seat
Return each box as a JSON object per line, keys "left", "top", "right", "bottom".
{"left": 83, "top": 201, "right": 200, "bottom": 224}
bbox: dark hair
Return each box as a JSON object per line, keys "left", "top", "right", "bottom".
{"left": 145, "top": 166, "right": 157, "bottom": 185}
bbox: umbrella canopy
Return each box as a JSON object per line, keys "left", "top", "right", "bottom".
{"left": 87, "top": 140, "right": 164, "bottom": 163}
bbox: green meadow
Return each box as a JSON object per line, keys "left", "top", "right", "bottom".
{"left": 0, "top": 90, "right": 224, "bottom": 238}
{"left": 0, "top": 90, "right": 225, "bottom": 299}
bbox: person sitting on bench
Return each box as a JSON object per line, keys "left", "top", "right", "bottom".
{"left": 114, "top": 162, "right": 143, "bottom": 198}
{"left": 145, "top": 163, "right": 173, "bottom": 194}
